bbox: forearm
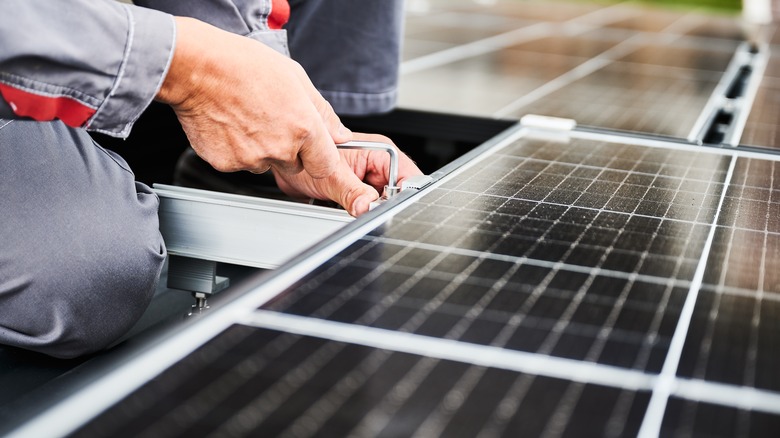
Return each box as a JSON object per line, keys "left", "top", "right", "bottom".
{"left": 0, "top": 0, "right": 174, "bottom": 137}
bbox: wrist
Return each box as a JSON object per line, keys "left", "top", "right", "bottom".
{"left": 156, "top": 17, "right": 205, "bottom": 107}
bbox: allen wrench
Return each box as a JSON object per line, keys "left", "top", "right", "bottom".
{"left": 336, "top": 141, "right": 401, "bottom": 198}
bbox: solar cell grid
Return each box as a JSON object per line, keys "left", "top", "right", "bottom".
{"left": 682, "top": 16, "right": 746, "bottom": 41}
{"left": 503, "top": 61, "right": 724, "bottom": 136}
{"left": 69, "top": 325, "right": 651, "bottom": 438}
{"left": 676, "top": 157, "right": 780, "bottom": 393}
{"left": 742, "top": 76, "right": 780, "bottom": 149}
{"left": 603, "top": 11, "right": 686, "bottom": 33}
{"left": 661, "top": 398, "right": 780, "bottom": 438}
{"left": 505, "top": 34, "right": 622, "bottom": 58}
{"left": 617, "top": 43, "right": 737, "bottom": 72}
{"left": 263, "top": 136, "right": 731, "bottom": 377}
{"left": 399, "top": 50, "right": 589, "bottom": 116}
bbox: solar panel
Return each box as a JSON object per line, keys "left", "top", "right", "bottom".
{"left": 498, "top": 34, "right": 742, "bottom": 137}
{"left": 263, "top": 135, "right": 732, "bottom": 376}
{"left": 677, "top": 158, "right": 780, "bottom": 392}
{"left": 400, "top": 4, "right": 744, "bottom": 139}
{"left": 741, "top": 59, "right": 780, "bottom": 148}
{"left": 66, "top": 325, "right": 652, "bottom": 438}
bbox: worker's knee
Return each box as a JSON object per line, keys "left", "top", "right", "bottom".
{"left": 61, "top": 215, "right": 166, "bottom": 358}
{"left": 1, "top": 223, "right": 166, "bottom": 359}
{"left": 0, "top": 121, "right": 167, "bottom": 358}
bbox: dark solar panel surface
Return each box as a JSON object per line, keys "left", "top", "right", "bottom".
{"left": 742, "top": 50, "right": 780, "bottom": 149}
{"left": 69, "top": 325, "right": 651, "bottom": 438}
{"left": 265, "top": 137, "right": 729, "bottom": 375}
{"left": 400, "top": 3, "right": 742, "bottom": 139}
{"left": 677, "top": 158, "right": 780, "bottom": 392}
{"left": 661, "top": 398, "right": 780, "bottom": 438}
{"left": 682, "top": 16, "right": 746, "bottom": 41}
{"left": 504, "top": 59, "right": 725, "bottom": 137}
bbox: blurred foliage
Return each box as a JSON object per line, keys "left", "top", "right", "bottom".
{"left": 603, "top": 0, "right": 742, "bottom": 13}
{"left": 637, "top": 0, "right": 741, "bottom": 12}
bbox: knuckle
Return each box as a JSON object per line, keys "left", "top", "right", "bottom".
{"left": 318, "top": 99, "right": 335, "bottom": 120}
{"left": 293, "top": 123, "right": 316, "bottom": 149}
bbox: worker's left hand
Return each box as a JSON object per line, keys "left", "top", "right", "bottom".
{"left": 273, "top": 133, "right": 423, "bottom": 216}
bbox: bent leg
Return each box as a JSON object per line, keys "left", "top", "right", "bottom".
{"left": 287, "top": 0, "right": 404, "bottom": 115}
{"left": 0, "top": 119, "right": 166, "bottom": 358}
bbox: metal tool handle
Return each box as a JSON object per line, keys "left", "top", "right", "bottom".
{"left": 336, "top": 141, "right": 401, "bottom": 197}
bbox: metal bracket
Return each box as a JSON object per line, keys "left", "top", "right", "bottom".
{"left": 166, "top": 255, "right": 229, "bottom": 316}
{"left": 167, "top": 255, "right": 230, "bottom": 294}
{"left": 155, "top": 184, "right": 354, "bottom": 313}
{"left": 689, "top": 42, "right": 768, "bottom": 146}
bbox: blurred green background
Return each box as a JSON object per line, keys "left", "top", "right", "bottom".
{"left": 641, "top": 0, "right": 741, "bottom": 11}
{"left": 593, "top": 0, "right": 742, "bottom": 12}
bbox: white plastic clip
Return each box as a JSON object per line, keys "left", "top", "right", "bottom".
{"left": 520, "top": 114, "right": 576, "bottom": 143}
{"left": 520, "top": 114, "right": 577, "bottom": 131}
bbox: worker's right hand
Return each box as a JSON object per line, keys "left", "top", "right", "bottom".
{"left": 155, "top": 17, "right": 351, "bottom": 179}
{"left": 273, "top": 133, "right": 423, "bottom": 216}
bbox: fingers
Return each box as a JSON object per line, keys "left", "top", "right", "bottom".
{"left": 340, "top": 133, "right": 424, "bottom": 192}
{"left": 295, "top": 88, "right": 351, "bottom": 180}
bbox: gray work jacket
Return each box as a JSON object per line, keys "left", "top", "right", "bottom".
{"left": 0, "top": 0, "right": 402, "bottom": 138}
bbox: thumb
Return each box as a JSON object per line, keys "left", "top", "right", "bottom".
{"left": 325, "top": 162, "right": 380, "bottom": 216}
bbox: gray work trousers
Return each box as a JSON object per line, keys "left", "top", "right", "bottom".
{"left": 0, "top": 120, "right": 166, "bottom": 358}
{"left": 286, "top": 0, "right": 404, "bottom": 115}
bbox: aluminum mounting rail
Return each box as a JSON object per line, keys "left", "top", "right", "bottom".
{"left": 154, "top": 184, "right": 353, "bottom": 296}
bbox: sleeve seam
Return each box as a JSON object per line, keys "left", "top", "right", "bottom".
{"left": 88, "top": 12, "right": 176, "bottom": 138}
{"left": 86, "top": 3, "right": 135, "bottom": 129}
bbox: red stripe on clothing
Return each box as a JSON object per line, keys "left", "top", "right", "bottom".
{"left": 268, "top": 0, "right": 290, "bottom": 30}
{"left": 0, "top": 83, "right": 95, "bottom": 128}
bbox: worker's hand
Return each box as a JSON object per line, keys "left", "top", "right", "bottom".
{"left": 156, "top": 17, "right": 350, "bottom": 178}
{"left": 273, "top": 133, "right": 423, "bottom": 216}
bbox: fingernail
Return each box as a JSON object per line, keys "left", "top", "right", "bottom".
{"left": 353, "top": 197, "right": 369, "bottom": 216}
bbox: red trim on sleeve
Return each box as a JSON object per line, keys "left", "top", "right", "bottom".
{"left": 0, "top": 83, "right": 95, "bottom": 128}
{"left": 268, "top": 0, "right": 290, "bottom": 30}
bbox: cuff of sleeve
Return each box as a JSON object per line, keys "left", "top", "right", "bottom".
{"left": 246, "top": 29, "right": 290, "bottom": 57}
{"left": 322, "top": 89, "right": 398, "bottom": 116}
{"left": 87, "top": 5, "right": 175, "bottom": 138}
